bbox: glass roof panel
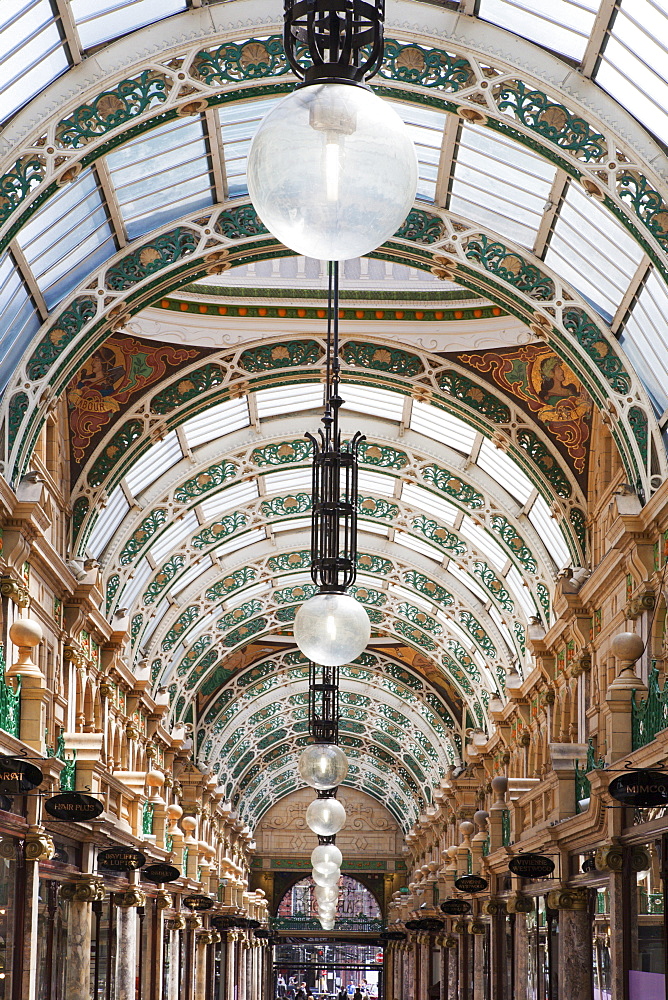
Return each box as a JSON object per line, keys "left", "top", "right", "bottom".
{"left": 449, "top": 124, "right": 556, "bottom": 248}
{"left": 124, "top": 430, "right": 182, "bottom": 496}
{"left": 618, "top": 268, "right": 668, "bottom": 416}
{"left": 216, "top": 527, "right": 266, "bottom": 558}
{"left": 528, "top": 495, "right": 570, "bottom": 568}
{"left": 358, "top": 469, "right": 395, "bottom": 497}
{"left": 478, "top": 0, "right": 600, "bottom": 60}
{"left": 448, "top": 561, "right": 488, "bottom": 604}
{"left": 255, "top": 383, "right": 323, "bottom": 418}
{"left": 460, "top": 516, "right": 507, "bottom": 571}
{"left": 341, "top": 384, "right": 404, "bottom": 421}
{"left": 477, "top": 438, "right": 534, "bottom": 505}
{"left": 16, "top": 167, "right": 115, "bottom": 309}
{"left": 225, "top": 581, "right": 271, "bottom": 608}
{"left": 410, "top": 400, "right": 476, "bottom": 455}
{"left": 545, "top": 184, "right": 643, "bottom": 321}
{"left": 219, "top": 98, "right": 282, "bottom": 199}
{"left": 401, "top": 483, "right": 457, "bottom": 525}
{"left": 438, "top": 615, "right": 474, "bottom": 649}
{"left": 389, "top": 583, "right": 433, "bottom": 612}
{"left": 71, "top": 0, "right": 188, "bottom": 49}
{"left": 263, "top": 468, "right": 312, "bottom": 493}
{"left": 149, "top": 511, "right": 198, "bottom": 564}
{"left": 120, "top": 557, "right": 152, "bottom": 608}
{"left": 596, "top": 0, "right": 668, "bottom": 147}
{"left": 507, "top": 565, "right": 539, "bottom": 617}
{"left": 107, "top": 117, "right": 213, "bottom": 239}
{"left": 395, "top": 531, "right": 442, "bottom": 561}
{"left": 200, "top": 482, "right": 259, "bottom": 521}
{"left": 140, "top": 597, "right": 170, "bottom": 644}
{"left": 182, "top": 397, "right": 250, "bottom": 449}
{"left": 0, "top": 252, "right": 40, "bottom": 395}
{"left": 87, "top": 485, "right": 129, "bottom": 559}
{"left": 0, "top": 1, "right": 69, "bottom": 126}
{"left": 489, "top": 604, "right": 514, "bottom": 651}
{"left": 272, "top": 516, "right": 310, "bottom": 533}
{"left": 358, "top": 522, "right": 389, "bottom": 537}
{"left": 171, "top": 556, "right": 213, "bottom": 597}
{"left": 389, "top": 102, "right": 446, "bottom": 201}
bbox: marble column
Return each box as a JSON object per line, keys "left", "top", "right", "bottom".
{"left": 226, "top": 932, "right": 237, "bottom": 1000}
{"left": 61, "top": 879, "right": 105, "bottom": 1000}
{"left": 195, "top": 930, "right": 213, "bottom": 1000}
{"left": 115, "top": 904, "right": 138, "bottom": 1000}
{"left": 558, "top": 901, "right": 592, "bottom": 1000}
{"left": 514, "top": 912, "right": 529, "bottom": 1000}
{"left": 447, "top": 939, "right": 458, "bottom": 1000}
{"left": 419, "top": 934, "right": 430, "bottom": 997}
{"left": 473, "top": 930, "right": 485, "bottom": 1000}
{"left": 167, "top": 924, "right": 182, "bottom": 1000}
{"left": 439, "top": 942, "right": 447, "bottom": 1000}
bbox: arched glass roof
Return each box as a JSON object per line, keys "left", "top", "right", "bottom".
{"left": 3, "top": 0, "right": 668, "bottom": 828}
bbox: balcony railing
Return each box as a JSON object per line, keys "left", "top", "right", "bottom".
{"left": 574, "top": 739, "right": 606, "bottom": 814}
{"left": 633, "top": 663, "right": 668, "bottom": 749}
{"left": 638, "top": 889, "right": 664, "bottom": 915}
{"left": 272, "top": 916, "right": 384, "bottom": 932}
{"left": 0, "top": 646, "right": 20, "bottom": 739}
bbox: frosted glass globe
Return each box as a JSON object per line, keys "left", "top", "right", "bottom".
{"left": 318, "top": 900, "right": 337, "bottom": 915}
{"left": 315, "top": 885, "right": 338, "bottom": 903}
{"left": 299, "top": 744, "right": 349, "bottom": 790}
{"left": 294, "top": 593, "right": 371, "bottom": 666}
{"left": 247, "top": 83, "right": 417, "bottom": 261}
{"left": 320, "top": 919, "right": 335, "bottom": 930}
{"left": 306, "top": 797, "right": 347, "bottom": 837}
{"left": 312, "top": 844, "right": 343, "bottom": 875}
{"left": 313, "top": 868, "right": 340, "bottom": 887}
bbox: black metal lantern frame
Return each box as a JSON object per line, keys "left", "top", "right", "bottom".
{"left": 284, "top": 0, "right": 385, "bottom": 87}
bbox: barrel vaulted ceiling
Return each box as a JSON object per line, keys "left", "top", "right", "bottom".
{"left": 3, "top": 0, "right": 668, "bottom": 830}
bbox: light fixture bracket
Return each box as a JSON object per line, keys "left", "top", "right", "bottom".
{"left": 284, "top": 0, "right": 385, "bottom": 86}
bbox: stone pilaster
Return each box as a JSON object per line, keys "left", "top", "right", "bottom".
{"left": 115, "top": 889, "right": 146, "bottom": 1000}
{"left": 60, "top": 876, "right": 105, "bottom": 1000}
{"left": 549, "top": 890, "right": 592, "bottom": 1000}
{"left": 195, "top": 930, "right": 213, "bottom": 1000}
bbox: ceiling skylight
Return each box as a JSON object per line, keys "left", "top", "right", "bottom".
{"left": 478, "top": 0, "right": 600, "bottom": 61}
{"left": 255, "top": 383, "right": 323, "bottom": 418}
{"left": 477, "top": 438, "right": 535, "bottom": 505}
{"left": 16, "top": 168, "right": 116, "bottom": 309}
{"left": 0, "top": 252, "right": 40, "bottom": 396}
{"left": 341, "top": 384, "right": 405, "bottom": 421}
{"left": 410, "top": 400, "right": 476, "bottom": 455}
{"left": 87, "top": 485, "right": 129, "bottom": 560}
{"left": 401, "top": 483, "right": 457, "bottom": 525}
{"left": 528, "top": 495, "right": 570, "bottom": 568}
{"left": 0, "top": 1, "right": 69, "bottom": 125}
{"left": 124, "top": 431, "right": 182, "bottom": 496}
{"left": 448, "top": 561, "right": 489, "bottom": 604}
{"left": 619, "top": 268, "right": 668, "bottom": 416}
{"left": 545, "top": 183, "right": 644, "bottom": 321}
{"left": 395, "top": 531, "right": 442, "bottom": 562}
{"left": 507, "top": 565, "right": 539, "bottom": 617}
{"left": 171, "top": 557, "right": 213, "bottom": 597}
{"left": 200, "top": 482, "right": 259, "bottom": 521}
{"left": 219, "top": 98, "right": 282, "bottom": 198}
{"left": 71, "top": 0, "right": 188, "bottom": 49}
{"left": 263, "top": 468, "right": 312, "bottom": 494}
{"left": 390, "top": 102, "right": 447, "bottom": 201}
{"left": 216, "top": 528, "right": 266, "bottom": 558}
{"left": 460, "top": 517, "right": 507, "bottom": 572}
{"left": 120, "top": 558, "right": 152, "bottom": 609}
{"left": 450, "top": 124, "right": 556, "bottom": 248}
{"left": 358, "top": 469, "right": 395, "bottom": 497}
{"left": 182, "top": 397, "right": 250, "bottom": 449}
{"left": 107, "top": 117, "right": 213, "bottom": 240}
{"left": 596, "top": 0, "right": 668, "bottom": 146}
{"left": 149, "top": 511, "right": 199, "bottom": 564}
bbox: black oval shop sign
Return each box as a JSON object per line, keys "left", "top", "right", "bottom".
{"left": 0, "top": 756, "right": 43, "bottom": 794}
{"left": 44, "top": 792, "right": 104, "bottom": 822}
{"left": 142, "top": 863, "right": 181, "bottom": 885}
{"left": 508, "top": 853, "right": 555, "bottom": 878}
{"left": 608, "top": 769, "right": 668, "bottom": 808}
{"left": 98, "top": 848, "right": 146, "bottom": 871}
{"left": 183, "top": 894, "right": 213, "bottom": 911}
{"left": 454, "top": 875, "right": 488, "bottom": 894}
{"left": 440, "top": 899, "right": 471, "bottom": 916}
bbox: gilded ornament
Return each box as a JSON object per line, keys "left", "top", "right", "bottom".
{"left": 25, "top": 830, "right": 55, "bottom": 861}
{"left": 118, "top": 888, "right": 147, "bottom": 908}
{"left": 506, "top": 894, "right": 533, "bottom": 914}
{"left": 546, "top": 888, "right": 589, "bottom": 911}
{"left": 595, "top": 845, "right": 624, "bottom": 873}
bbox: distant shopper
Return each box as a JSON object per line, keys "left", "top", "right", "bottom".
{"left": 353, "top": 990, "right": 363, "bottom": 1000}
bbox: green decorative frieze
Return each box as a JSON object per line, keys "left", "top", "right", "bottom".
{"left": 130, "top": 614, "right": 143, "bottom": 646}
{"left": 516, "top": 429, "right": 572, "bottom": 497}
{"left": 618, "top": 170, "right": 668, "bottom": 253}
{"left": 176, "top": 635, "right": 212, "bottom": 677}
{"left": 240, "top": 341, "right": 320, "bottom": 372}
{"left": 358, "top": 496, "right": 398, "bottom": 519}
{"left": 394, "top": 620, "right": 437, "bottom": 650}
{"left": 218, "top": 600, "right": 264, "bottom": 631}
{"left": 570, "top": 508, "right": 587, "bottom": 553}
{"left": 216, "top": 204, "right": 269, "bottom": 239}
{"left": 445, "top": 641, "right": 481, "bottom": 682}
{"left": 0, "top": 154, "right": 46, "bottom": 227}
{"left": 562, "top": 308, "right": 631, "bottom": 394}
{"left": 629, "top": 406, "right": 649, "bottom": 461}
{"left": 465, "top": 234, "right": 554, "bottom": 299}
{"left": 275, "top": 583, "right": 317, "bottom": 605}
{"left": 349, "top": 584, "right": 386, "bottom": 606}
{"left": 394, "top": 208, "right": 446, "bottom": 244}
{"left": 398, "top": 603, "right": 441, "bottom": 634}
{"left": 268, "top": 550, "right": 311, "bottom": 573}
{"left": 8, "top": 393, "right": 29, "bottom": 453}
{"left": 72, "top": 496, "right": 90, "bottom": 541}
{"left": 106, "top": 575, "right": 120, "bottom": 614}
{"left": 514, "top": 621, "right": 526, "bottom": 656}
{"left": 27, "top": 297, "right": 97, "bottom": 380}
{"left": 357, "top": 552, "right": 393, "bottom": 574}
{"left": 119, "top": 508, "right": 168, "bottom": 565}
{"left": 438, "top": 370, "right": 511, "bottom": 423}
{"left": 174, "top": 460, "right": 237, "bottom": 502}
{"left": 402, "top": 569, "right": 454, "bottom": 606}
{"left": 342, "top": 341, "right": 423, "bottom": 377}
{"left": 459, "top": 610, "right": 496, "bottom": 657}
{"left": 151, "top": 364, "right": 227, "bottom": 413}
{"left": 106, "top": 228, "right": 198, "bottom": 290}
{"left": 162, "top": 606, "right": 200, "bottom": 651}
{"left": 358, "top": 440, "right": 408, "bottom": 469}
{"left": 56, "top": 70, "right": 170, "bottom": 147}
{"left": 380, "top": 40, "right": 474, "bottom": 90}
{"left": 192, "top": 36, "right": 289, "bottom": 85}
{"left": 252, "top": 440, "right": 312, "bottom": 466}
{"left": 88, "top": 419, "right": 143, "bottom": 487}
{"left": 205, "top": 567, "right": 257, "bottom": 601}
{"left": 421, "top": 464, "right": 484, "bottom": 507}
{"left": 261, "top": 493, "right": 311, "bottom": 517}
{"left": 192, "top": 510, "right": 247, "bottom": 549}
{"left": 473, "top": 562, "right": 514, "bottom": 611}
{"left": 143, "top": 555, "right": 186, "bottom": 604}
{"left": 494, "top": 81, "right": 607, "bottom": 162}
{"left": 223, "top": 616, "right": 267, "bottom": 647}
{"left": 442, "top": 654, "right": 474, "bottom": 694}
{"left": 276, "top": 605, "right": 297, "bottom": 623}
{"left": 537, "top": 582, "right": 550, "bottom": 621}
{"left": 413, "top": 515, "right": 466, "bottom": 554}
{"left": 490, "top": 516, "right": 537, "bottom": 573}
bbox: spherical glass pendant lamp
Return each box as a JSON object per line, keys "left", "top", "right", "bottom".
{"left": 312, "top": 868, "right": 340, "bottom": 887}
{"left": 306, "top": 797, "right": 347, "bottom": 837}
{"left": 299, "top": 744, "right": 349, "bottom": 790}
{"left": 312, "top": 844, "right": 343, "bottom": 875}
{"left": 320, "top": 918, "right": 335, "bottom": 930}
{"left": 247, "top": 83, "right": 417, "bottom": 261}
{"left": 294, "top": 592, "right": 370, "bottom": 667}
{"left": 315, "top": 885, "right": 338, "bottom": 902}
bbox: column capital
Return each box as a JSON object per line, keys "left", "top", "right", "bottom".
{"left": 546, "top": 887, "right": 589, "bottom": 911}
{"left": 116, "top": 887, "right": 146, "bottom": 908}
{"left": 60, "top": 875, "right": 106, "bottom": 902}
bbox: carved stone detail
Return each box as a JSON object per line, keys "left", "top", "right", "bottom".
{"left": 117, "top": 887, "right": 146, "bottom": 908}
{"left": 60, "top": 875, "right": 106, "bottom": 902}
{"left": 546, "top": 888, "right": 589, "bottom": 911}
